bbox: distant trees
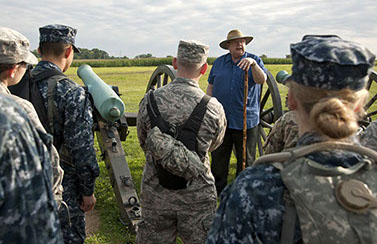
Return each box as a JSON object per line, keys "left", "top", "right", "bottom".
{"left": 134, "top": 53, "right": 154, "bottom": 59}
{"left": 260, "top": 54, "right": 268, "bottom": 59}
{"left": 31, "top": 47, "right": 129, "bottom": 59}
{"left": 75, "top": 48, "right": 110, "bottom": 59}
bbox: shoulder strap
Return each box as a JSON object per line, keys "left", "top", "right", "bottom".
{"left": 176, "top": 94, "right": 210, "bottom": 154}
{"left": 146, "top": 91, "right": 210, "bottom": 156}
{"left": 146, "top": 90, "right": 175, "bottom": 136}
{"left": 254, "top": 141, "right": 377, "bottom": 166}
{"left": 32, "top": 70, "right": 66, "bottom": 144}
{"left": 179, "top": 94, "right": 210, "bottom": 135}
{"left": 46, "top": 75, "right": 66, "bottom": 135}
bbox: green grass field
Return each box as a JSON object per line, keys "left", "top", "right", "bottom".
{"left": 64, "top": 64, "right": 376, "bottom": 244}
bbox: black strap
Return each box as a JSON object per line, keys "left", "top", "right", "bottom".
{"left": 177, "top": 94, "right": 210, "bottom": 157}
{"left": 32, "top": 70, "right": 66, "bottom": 136}
{"left": 146, "top": 91, "right": 210, "bottom": 190}
{"left": 281, "top": 193, "right": 298, "bottom": 244}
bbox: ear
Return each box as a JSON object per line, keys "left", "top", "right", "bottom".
{"left": 64, "top": 46, "right": 73, "bottom": 58}
{"left": 172, "top": 57, "right": 178, "bottom": 70}
{"left": 7, "top": 65, "right": 18, "bottom": 79}
{"left": 287, "top": 88, "right": 297, "bottom": 110}
{"left": 200, "top": 63, "right": 208, "bottom": 75}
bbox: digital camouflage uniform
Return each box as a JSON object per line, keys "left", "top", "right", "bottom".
{"left": 263, "top": 111, "right": 299, "bottom": 154}
{"left": 0, "top": 94, "right": 63, "bottom": 243}
{"left": 0, "top": 82, "right": 64, "bottom": 206}
{"left": 0, "top": 27, "right": 64, "bottom": 206}
{"left": 34, "top": 24, "right": 99, "bottom": 244}
{"left": 207, "top": 35, "right": 376, "bottom": 243}
{"left": 360, "top": 120, "right": 377, "bottom": 151}
{"left": 136, "top": 40, "right": 227, "bottom": 243}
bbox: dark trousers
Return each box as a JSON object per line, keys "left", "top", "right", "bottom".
{"left": 211, "top": 126, "right": 258, "bottom": 196}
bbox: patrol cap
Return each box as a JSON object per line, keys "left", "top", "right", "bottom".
{"left": 177, "top": 40, "right": 209, "bottom": 64}
{"left": 288, "top": 35, "right": 375, "bottom": 91}
{"left": 39, "top": 24, "right": 80, "bottom": 53}
{"left": 0, "top": 27, "right": 38, "bottom": 65}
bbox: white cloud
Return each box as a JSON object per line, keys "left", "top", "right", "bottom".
{"left": 1, "top": 0, "right": 376, "bottom": 58}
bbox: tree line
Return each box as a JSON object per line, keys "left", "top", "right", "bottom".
{"left": 31, "top": 47, "right": 158, "bottom": 60}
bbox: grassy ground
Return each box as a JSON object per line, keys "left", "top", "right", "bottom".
{"left": 64, "top": 64, "right": 376, "bottom": 243}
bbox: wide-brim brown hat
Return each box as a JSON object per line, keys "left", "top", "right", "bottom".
{"left": 219, "top": 29, "right": 253, "bottom": 50}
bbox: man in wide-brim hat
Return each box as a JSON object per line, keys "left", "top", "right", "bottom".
{"left": 206, "top": 29, "right": 267, "bottom": 196}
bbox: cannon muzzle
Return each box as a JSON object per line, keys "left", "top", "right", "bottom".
{"left": 77, "top": 64, "right": 125, "bottom": 122}
{"left": 276, "top": 70, "right": 291, "bottom": 85}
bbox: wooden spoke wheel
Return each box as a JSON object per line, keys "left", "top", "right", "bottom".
{"left": 146, "top": 65, "right": 177, "bottom": 93}
{"left": 257, "top": 69, "right": 283, "bottom": 156}
{"left": 361, "top": 71, "right": 377, "bottom": 128}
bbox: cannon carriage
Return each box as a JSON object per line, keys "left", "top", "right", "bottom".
{"left": 81, "top": 64, "right": 377, "bottom": 233}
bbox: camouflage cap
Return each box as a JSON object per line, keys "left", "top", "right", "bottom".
{"left": 289, "top": 35, "right": 375, "bottom": 91}
{"left": 39, "top": 24, "right": 80, "bottom": 53}
{"left": 0, "top": 27, "right": 38, "bottom": 65}
{"left": 177, "top": 40, "right": 209, "bottom": 64}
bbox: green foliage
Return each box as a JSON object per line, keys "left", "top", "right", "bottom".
{"left": 75, "top": 48, "right": 110, "bottom": 59}
{"left": 71, "top": 58, "right": 174, "bottom": 68}
{"left": 134, "top": 53, "right": 154, "bottom": 59}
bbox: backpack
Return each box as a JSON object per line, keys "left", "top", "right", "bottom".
{"left": 146, "top": 90, "right": 210, "bottom": 190}
{"left": 9, "top": 65, "right": 67, "bottom": 149}
{"left": 254, "top": 142, "right": 377, "bottom": 244}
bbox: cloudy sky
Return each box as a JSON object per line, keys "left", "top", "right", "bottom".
{"left": 2, "top": 0, "right": 376, "bottom": 58}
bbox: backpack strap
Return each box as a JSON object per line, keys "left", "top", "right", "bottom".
{"left": 146, "top": 91, "right": 210, "bottom": 190}
{"left": 254, "top": 141, "right": 377, "bottom": 166}
{"left": 146, "top": 90, "right": 176, "bottom": 137}
{"left": 32, "top": 70, "right": 67, "bottom": 146}
{"left": 280, "top": 190, "right": 297, "bottom": 244}
{"left": 176, "top": 94, "right": 210, "bottom": 156}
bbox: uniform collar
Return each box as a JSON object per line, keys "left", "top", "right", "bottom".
{"left": 174, "top": 76, "right": 200, "bottom": 88}
{"left": 0, "top": 82, "right": 11, "bottom": 94}
{"left": 34, "top": 61, "right": 62, "bottom": 72}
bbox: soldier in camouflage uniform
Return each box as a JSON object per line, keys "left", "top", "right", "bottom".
{"left": 360, "top": 120, "right": 377, "bottom": 151}
{"left": 136, "top": 40, "right": 226, "bottom": 243}
{"left": 207, "top": 35, "right": 376, "bottom": 243}
{"left": 0, "top": 27, "right": 64, "bottom": 207}
{"left": 0, "top": 94, "right": 63, "bottom": 243}
{"left": 32, "top": 24, "right": 99, "bottom": 243}
{"left": 263, "top": 111, "right": 299, "bottom": 154}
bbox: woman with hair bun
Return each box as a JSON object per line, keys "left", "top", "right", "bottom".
{"left": 207, "top": 35, "right": 377, "bottom": 244}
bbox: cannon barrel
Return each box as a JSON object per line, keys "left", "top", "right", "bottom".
{"left": 276, "top": 70, "right": 291, "bottom": 84}
{"left": 77, "top": 64, "right": 125, "bottom": 122}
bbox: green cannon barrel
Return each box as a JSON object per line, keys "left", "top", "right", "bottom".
{"left": 77, "top": 64, "right": 125, "bottom": 122}
{"left": 276, "top": 70, "right": 291, "bottom": 84}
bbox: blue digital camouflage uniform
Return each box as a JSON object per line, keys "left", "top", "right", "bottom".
{"left": 206, "top": 132, "right": 367, "bottom": 243}
{"left": 32, "top": 61, "right": 99, "bottom": 243}
{"left": 0, "top": 94, "right": 63, "bottom": 244}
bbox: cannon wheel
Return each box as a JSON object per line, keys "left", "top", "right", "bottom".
{"left": 361, "top": 71, "right": 377, "bottom": 127}
{"left": 146, "top": 64, "right": 177, "bottom": 92}
{"left": 257, "top": 70, "right": 283, "bottom": 156}
{"left": 146, "top": 65, "right": 283, "bottom": 157}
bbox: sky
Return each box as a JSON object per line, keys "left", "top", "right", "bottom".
{"left": 1, "top": 0, "right": 376, "bottom": 59}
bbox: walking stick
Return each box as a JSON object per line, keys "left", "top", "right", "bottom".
{"left": 242, "top": 70, "right": 248, "bottom": 170}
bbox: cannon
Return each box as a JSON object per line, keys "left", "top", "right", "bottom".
{"left": 77, "top": 64, "right": 142, "bottom": 233}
